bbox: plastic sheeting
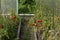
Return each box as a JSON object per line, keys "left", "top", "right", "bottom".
{"left": 0, "top": 0, "right": 18, "bottom": 14}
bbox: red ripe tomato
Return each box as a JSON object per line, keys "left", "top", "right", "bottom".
{"left": 0, "top": 24, "right": 3, "bottom": 29}
{"left": 12, "top": 16, "right": 16, "bottom": 19}
{"left": 31, "top": 23, "right": 36, "bottom": 26}
{"left": 37, "top": 20, "right": 42, "bottom": 23}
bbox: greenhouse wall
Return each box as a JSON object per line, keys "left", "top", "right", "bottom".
{"left": 1, "top": 0, "right": 18, "bottom": 14}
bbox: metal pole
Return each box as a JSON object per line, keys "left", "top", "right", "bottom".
{"left": 17, "top": 19, "right": 21, "bottom": 39}
{"left": 1, "top": 14, "right": 35, "bottom": 16}
{"left": 16, "top": 0, "right": 18, "bottom": 14}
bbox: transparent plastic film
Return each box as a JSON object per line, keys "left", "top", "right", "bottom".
{"left": 1, "top": 0, "right": 17, "bottom": 14}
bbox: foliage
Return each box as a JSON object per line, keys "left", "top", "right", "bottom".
{"left": 0, "top": 14, "right": 21, "bottom": 40}
{"left": 18, "top": 0, "right": 36, "bottom": 14}
{"left": 33, "top": 0, "right": 60, "bottom": 40}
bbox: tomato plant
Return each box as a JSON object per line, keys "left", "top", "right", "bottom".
{"left": 0, "top": 14, "right": 21, "bottom": 40}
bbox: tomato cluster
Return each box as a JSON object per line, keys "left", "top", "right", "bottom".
{"left": 11, "top": 16, "right": 16, "bottom": 19}
{"left": 31, "top": 20, "right": 42, "bottom": 28}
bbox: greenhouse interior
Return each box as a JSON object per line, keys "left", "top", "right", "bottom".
{"left": 0, "top": 0, "right": 60, "bottom": 40}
